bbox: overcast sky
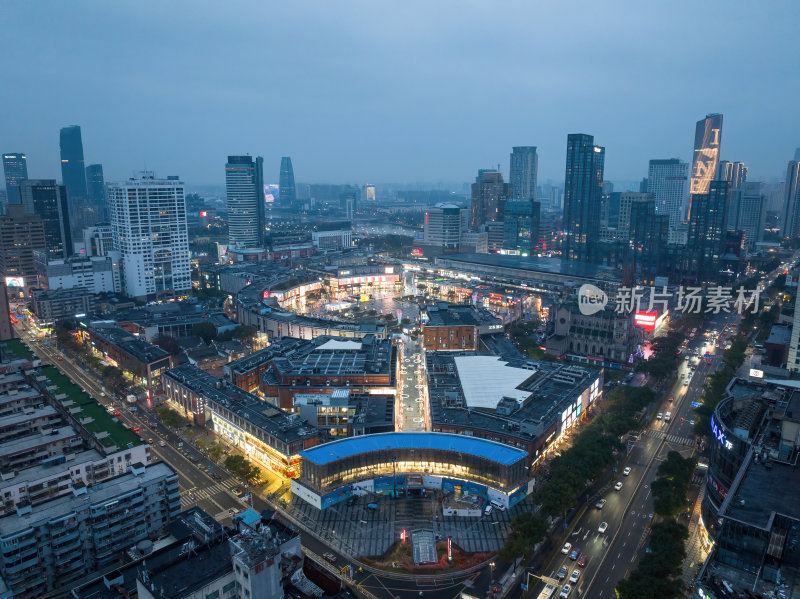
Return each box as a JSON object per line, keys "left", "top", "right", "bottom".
{"left": 2, "top": 1, "right": 798, "bottom": 188}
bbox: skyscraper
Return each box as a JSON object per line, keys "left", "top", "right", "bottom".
{"left": 470, "top": 169, "right": 511, "bottom": 229}
{"left": 2, "top": 153, "right": 28, "bottom": 207}
{"left": 18, "top": 180, "right": 72, "bottom": 259}
{"left": 279, "top": 157, "right": 296, "bottom": 207}
{"left": 225, "top": 155, "right": 265, "bottom": 250}
{"left": 647, "top": 158, "right": 688, "bottom": 236}
{"left": 503, "top": 199, "right": 540, "bottom": 254}
{"left": 737, "top": 182, "right": 766, "bottom": 250}
{"left": 685, "top": 180, "right": 728, "bottom": 282}
{"left": 688, "top": 113, "right": 723, "bottom": 220}
{"left": 109, "top": 172, "right": 190, "bottom": 299}
{"left": 510, "top": 147, "right": 538, "bottom": 200}
{"left": 562, "top": 134, "right": 605, "bottom": 262}
{"left": 781, "top": 160, "right": 800, "bottom": 238}
{"left": 717, "top": 161, "right": 747, "bottom": 189}
{"left": 0, "top": 205, "right": 46, "bottom": 291}
{"left": 85, "top": 163, "right": 108, "bottom": 222}
{"left": 59, "top": 126, "right": 88, "bottom": 201}
{"left": 628, "top": 197, "right": 668, "bottom": 284}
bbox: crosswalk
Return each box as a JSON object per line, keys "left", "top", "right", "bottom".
{"left": 642, "top": 428, "right": 696, "bottom": 447}
{"left": 180, "top": 479, "right": 241, "bottom": 508}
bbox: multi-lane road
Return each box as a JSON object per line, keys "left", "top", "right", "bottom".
{"left": 526, "top": 311, "right": 737, "bottom": 599}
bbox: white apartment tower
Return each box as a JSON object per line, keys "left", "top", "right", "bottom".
{"left": 647, "top": 158, "right": 688, "bottom": 244}
{"left": 109, "top": 172, "right": 191, "bottom": 299}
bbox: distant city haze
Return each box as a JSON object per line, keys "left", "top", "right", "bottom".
{"left": 1, "top": 1, "right": 799, "bottom": 185}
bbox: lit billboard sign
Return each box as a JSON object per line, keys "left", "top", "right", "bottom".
{"left": 634, "top": 311, "right": 658, "bottom": 331}
{"left": 4, "top": 277, "right": 24, "bottom": 287}
{"left": 749, "top": 368, "right": 764, "bottom": 379}
{"left": 710, "top": 414, "right": 733, "bottom": 450}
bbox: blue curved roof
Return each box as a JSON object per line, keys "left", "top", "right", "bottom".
{"left": 299, "top": 432, "right": 527, "bottom": 466}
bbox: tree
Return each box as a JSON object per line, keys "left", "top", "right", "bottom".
{"left": 155, "top": 406, "right": 188, "bottom": 428}
{"left": 193, "top": 321, "right": 217, "bottom": 345}
{"left": 153, "top": 334, "right": 181, "bottom": 355}
{"left": 499, "top": 512, "right": 548, "bottom": 561}
{"left": 231, "top": 325, "right": 257, "bottom": 341}
{"left": 652, "top": 451, "right": 696, "bottom": 518}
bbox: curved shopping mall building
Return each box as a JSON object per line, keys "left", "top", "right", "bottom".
{"left": 290, "top": 431, "right": 531, "bottom": 510}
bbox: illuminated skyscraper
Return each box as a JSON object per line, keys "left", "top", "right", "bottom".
{"left": 59, "top": 126, "right": 88, "bottom": 201}
{"left": 685, "top": 180, "right": 728, "bottom": 282}
{"left": 225, "top": 155, "right": 264, "bottom": 249}
{"left": 562, "top": 134, "right": 604, "bottom": 262}
{"left": 470, "top": 169, "right": 510, "bottom": 229}
{"left": 509, "top": 146, "right": 538, "bottom": 200}
{"left": 2, "top": 153, "right": 28, "bottom": 207}
{"left": 363, "top": 183, "right": 376, "bottom": 203}
{"left": 687, "top": 113, "right": 723, "bottom": 220}
{"left": 279, "top": 157, "right": 296, "bottom": 207}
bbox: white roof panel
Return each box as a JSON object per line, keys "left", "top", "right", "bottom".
{"left": 453, "top": 356, "right": 532, "bottom": 409}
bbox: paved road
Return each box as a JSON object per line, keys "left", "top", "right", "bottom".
{"left": 397, "top": 335, "right": 429, "bottom": 431}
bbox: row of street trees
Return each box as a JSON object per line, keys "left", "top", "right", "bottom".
{"left": 616, "top": 451, "right": 696, "bottom": 598}
{"left": 500, "top": 385, "right": 655, "bottom": 561}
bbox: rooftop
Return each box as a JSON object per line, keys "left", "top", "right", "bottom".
{"left": 725, "top": 458, "right": 800, "bottom": 530}
{"left": 454, "top": 356, "right": 533, "bottom": 408}
{"left": 0, "top": 462, "right": 176, "bottom": 537}
{"left": 164, "top": 364, "right": 319, "bottom": 446}
{"left": 423, "top": 303, "right": 502, "bottom": 328}
{"left": 299, "top": 431, "right": 528, "bottom": 467}
{"left": 435, "top": 253, "right": 623, "bottom": 282}
{"left": 86, "top": 323, "right": 170, "bottom": 364}
{"left": 766, "top": 324, "right": 792, "bottom": 346}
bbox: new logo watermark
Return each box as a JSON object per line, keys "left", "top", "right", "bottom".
{"left": 578, "top": 284, "right": 608, "bottom": 315}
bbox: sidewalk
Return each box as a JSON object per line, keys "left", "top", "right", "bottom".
{"left": 680, "top": 482, "right": 710, "bottom": 588}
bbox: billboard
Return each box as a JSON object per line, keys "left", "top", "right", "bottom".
{"left": 5, "top": 277, "right": 24, "bottom": 287}
{"left": 264, "top": 184, "right": 279, "bottom": 204}
{"left": 749, "top": 368, "right": 764, "bottom": 379}
{"left": 634, "top": 311, "right": 658, "bottom": 331}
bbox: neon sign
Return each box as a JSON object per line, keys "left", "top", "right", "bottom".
{"left": 710, "top": 414, "right": 733, "bottom": 450}
{"left": 634, "top": 311, "right": 658, "bottom": 331}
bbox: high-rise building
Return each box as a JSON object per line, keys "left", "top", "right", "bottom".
{"left": 509, "top": 147, "right": 538, "bottom": 201}
{"left": 503, "top": 199, "right": 540, "bottom": 254}
{"left": 562, "top": 134, "right": 605, "bottom": 262}
{"left": 647, "top": 158, "right": 688, "bottom": 236}
{"left": 225, "top": 155, "right": 264, "bottom": 250}
{"left": 0, "top": 281, "right": 13, "bottom": 341}
{"left": 737, "top": 182, "right": 766, "bottom": 250}
{"left": 59, "top": 126, "right": 88, "bottom": 201}
{"left": 363, "top": 183, "right": 376, "bottom": 203}
{"left": 0, "top": 205, "right": 46, "bottom": 291}
{"left": 279, "top": 157, "right": 296, "bottom": 207}
{"left": 2, "top": 153, "right": 28, "bottom": 207}
{"left": 85, "top": 163, "right": 107, "bottom": 222}
{"left": 685, "top": 180, "right": 728, "bottom": 282}
{"left": 109, "top": 172, "right": 191, "bottom": 299}
{"left": 688, "top": 113, "right": 723, "bottom": 220}
{"left": 83, "top": 224, "right": 113, "bottom": 256}
{"left": 781, "top": 161, "right": 800, "bottom": 238}
{"left": 423, "top": 203, "right": 468, "bottom": 251}
{"left": 717, "top": 161, "right": 747, "bottom": 189}
{"left": 470, "top": 169, "right": 510, "bottom": 229}
{"left": 617, "top": 192, "right": 652, "bottom": 239}
{"left": 628, "top": 197, "right": 668, "bottom": 284}
{"left": 19, "top": 180, "right": 72, "bottom": 260}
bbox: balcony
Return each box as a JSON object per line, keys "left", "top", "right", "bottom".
{"left": 4, "top": 554, "right": 40, "bottom": 575}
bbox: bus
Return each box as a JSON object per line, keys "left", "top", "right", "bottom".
{"left": 536, "top": 583, "right": 558, "bottom": 599}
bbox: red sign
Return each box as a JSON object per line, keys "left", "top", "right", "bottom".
{"left": 411, "top": 247, "right": 423, "bottom": 256}
{"left": 634, "top": 311, "right": 658, "bottom": 331}
{"left": 200, "top": 211, "right": 208, "bottom": 217}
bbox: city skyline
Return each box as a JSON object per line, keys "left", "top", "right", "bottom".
{"left": 1, "top": 2, "right": 799, "bottom": 186}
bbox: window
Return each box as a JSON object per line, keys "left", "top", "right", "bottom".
{"left": 206, "top": 591, "right": 219, "bottom": 599}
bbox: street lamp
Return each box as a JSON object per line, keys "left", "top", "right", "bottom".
{"left": 490, "top": 561, "right": 495, "bottom": 582}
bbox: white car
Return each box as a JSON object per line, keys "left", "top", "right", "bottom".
{"left": 595, "top": 498, "right": 606, "bottom": 509}
{"left": 561, "top": 542, "right": 572, "bottom": 555}
{"left": 657, "top": 412, "right": 663, "bottom": 420}
{"left": 614, "top": 481, "right": 623, "bottom": 491}
{"left": 560, "top": 584, "right": 572, "bottom": 598}
{"left": 159, "top": 440, "right": 166, "bottom": 447}
{"left": 623, "top": 467, "right": 631, "bottom": 476}
{"left": 569, "top": 569, "right": 580, "bottom": 584}
{"left": 598, "top": 521, "right": 608, "bottom": 534}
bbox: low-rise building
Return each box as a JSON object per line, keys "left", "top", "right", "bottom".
{"left": 421, "top": 303, "right": 503, "bottom": 351}
{"left": 236, "top": 305, "right": 386, "bottom": 341}
{"left": 163, "top": 364, "right": 320, "bottom": 476}
{"left": 34, "top": 250, "right": 122, "bottom": 294}
{"left": 294, "top": 389, "right": 394, "bottom": 437}
{"left": 29, "top": 287, "right": 94, "bottom": 327}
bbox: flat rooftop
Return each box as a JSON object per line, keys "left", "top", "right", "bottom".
{"left": 86, "top": 323, "right": 170, "bottom": 364}
{"left": 454, "top": 356, "right": 533, "bottom": 408}
{"left": 142, "top": 537, "right": 232, "bottom": 599}
{"left": 423, "top": 303, "right": 502, "bottom": 328}
{"left": 726, "top": 458, "right": 800, "bottom": 530}
{"left": 0, "top": 462, "right": 176, "bottom": 537}
{"left": 300, "top": 431, "right": 528, "bottom": 467}
{"left": 435, "top": 253, "right": 623, "bottom": 282}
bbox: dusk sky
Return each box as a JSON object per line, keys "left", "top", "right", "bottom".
{"left": 2, "top": 1, "right": 799, "bottom": 188}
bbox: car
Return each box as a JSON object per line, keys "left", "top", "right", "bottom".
{"left": 129, "top": 406, "right": 138, "bottom": 412}
{"left": 684, "top": 380, "right": 690, "bottom": 386}
{"left": 569, "top": 569, "right": 580, "bottom": 583}
{"left": 657, "top": 412, "right": 663, "bottom": 420}
{"left": 614, "top": 481, "right": 623, "bottom": 491}
{"left": 323, "top": 552, "right": 337, "bottom": 564}
{"left": 577, "top": 554, "right": 588, "bottom": 567}
{"left": 667, "top": 396, "right": 674, "bottom": 402}
{"left": 568, "top": 548, "right": 580, "bottom": 560}
{"left": 57, "top": 356, "right": 63, "bottom": 360}
{"left": 561, "top": 543, "right": 572, "bottom": 555}
{"left": 113, "top": 410, "right": 121, "bottom": 416}
{"left": 231, "top": 487, "right": 243, "bottom": 497}
{"left": 623, "top": 466, "right": 631, "bottom": 476}
{"left": 177, "top": 442, "right": 183, "bottom": 448}
{"left": 595, "top": 499, "right": 606, "bottom": 509}
{"left": 560, "top": 584, "right": 572, "bottom": 598}
{"left": 147, "top": 438, "right": 153, "bottom": 444}
{"left": 598, "top": 521, "right": 608, "bottom": 533}
{"left": 159, "top": 440, "right": 166, "bottom": 446}
{"left": 557, "top": 566, "right": 568, "bottom": 580}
